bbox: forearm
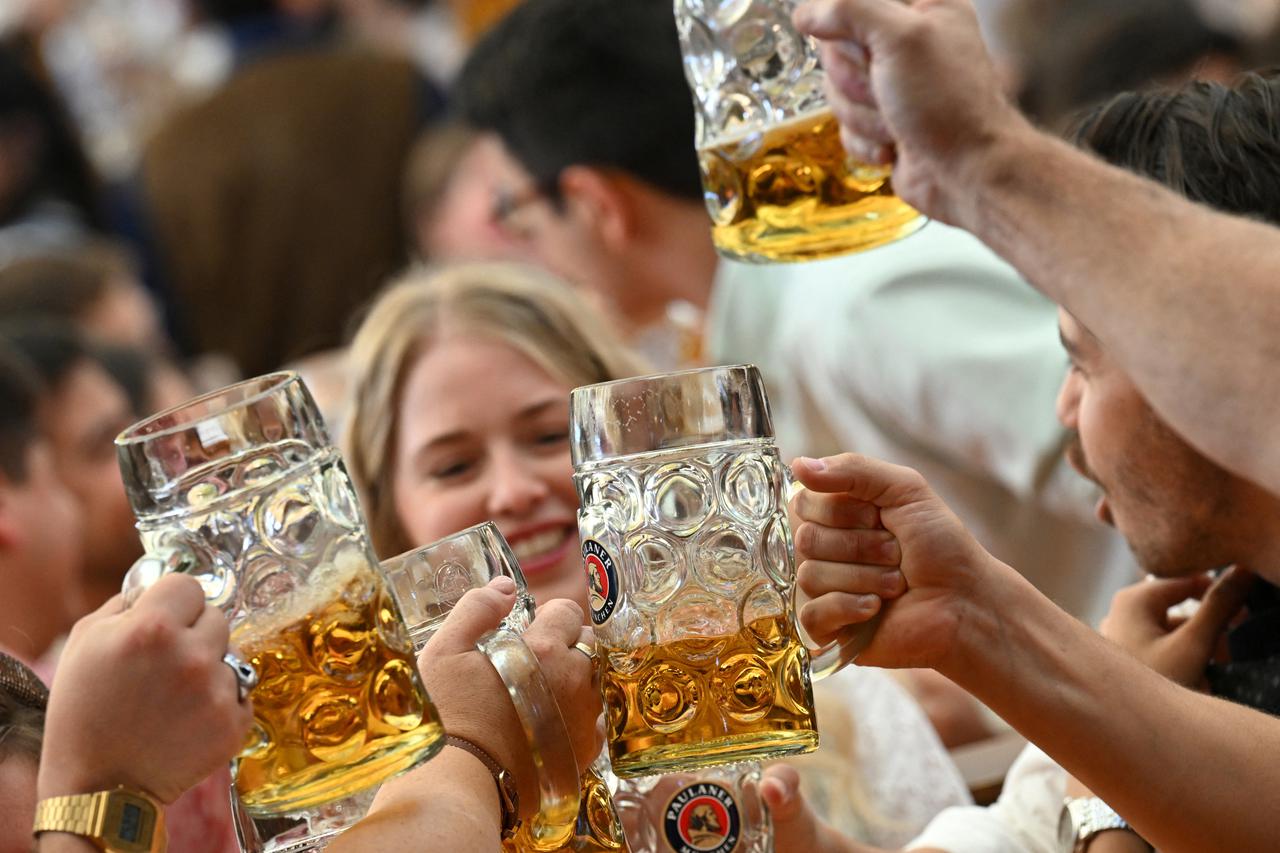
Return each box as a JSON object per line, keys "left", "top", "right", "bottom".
{"left": 945, "top": 562, "right": 1280, "bottom": 852}
{"left": 37, "top": 836, "right": 101, "bottom": 852}
{"left": 958, "top": 127, "right": 1280, "bottom": 496}
{"left": 327, "top": 747, "right": 502, "bottom": 853}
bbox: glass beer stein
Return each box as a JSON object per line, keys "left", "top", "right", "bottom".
{"left": 613, "top": 763, "right": 771, "bottom": 853}
{"left": 571, "top": 365, "right": 868, "bottom": 777}
{"left": 385, "top": 523, "right": 630, "bottom": 853}
{"left": 116, "top": 374, "right": 444, "bottom": 816}
{"left": 676, "top": 0, "right": 926, "bottom": 262}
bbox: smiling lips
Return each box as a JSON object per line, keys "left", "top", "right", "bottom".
{"left": 507, "top": 524, "right": 576, "bottom": 575}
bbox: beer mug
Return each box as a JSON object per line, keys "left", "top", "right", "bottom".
{"left": 675, "top": 0, "right": 926, "bottom": 262}
{"left": 116, "top": 373, "right": 444, "bottom": 816}
{"left": 385, "top": 522, "right": 630, "bottom": 853}
{"left": 571, "top": 365, "right": 868, "bottom": 777}
{"left": 613, "top": 763, "right": 771, "bottom": 853}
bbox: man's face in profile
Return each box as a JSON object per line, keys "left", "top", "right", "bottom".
{"left": 1055, "top": 309, "right": 1242, "bottom": 576}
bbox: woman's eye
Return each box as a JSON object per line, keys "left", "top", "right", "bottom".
{"left": 429, "top": 460, "right": 473, "bottom": 479}
{"left": 536, "top": 431, "right": 568, "bottom": 446}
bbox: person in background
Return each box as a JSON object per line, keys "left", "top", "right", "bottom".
{"left": 142, "top": 0, "right": 444, "bottom": 376}
{"left": 344, "top": 262, "right": 972, "bottom": 845}
{"left": 0, "top": 345, "right": 83, "bottom": 675}
{"left": 0, "top": 322, "right": 137, "bottom": 616}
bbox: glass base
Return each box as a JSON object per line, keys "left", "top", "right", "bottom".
{"left": 713, "top": 200, "right": 927, "bottom": 264}
{"left": 238, "top": 721, "right": 444, "bottom": 817}
{"left": 609, "top": 728, "right": 818, "bottom": 779}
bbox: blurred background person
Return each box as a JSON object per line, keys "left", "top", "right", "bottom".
{"left": 140, "top": 0, "right": 446, "bottom": 377}
{"left": 0, "top": 345, "right": 83, "bottom": 676}
{"left": 0, "top": 322, "right": 138, "bottom": 617}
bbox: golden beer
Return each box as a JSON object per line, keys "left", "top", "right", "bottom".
{"left": 602, "top": 614, "right": 818, "bottom": 778}
{"left": 700, "top": 110, "right": 925, "bottom": 262}
{"left": 505, "top": 769, "right": 628, "bottom": 853}
{"left": 233, "top": 561, "right": 444, "bottom": 815}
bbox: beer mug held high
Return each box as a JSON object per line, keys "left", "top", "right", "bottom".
{"left": 571, "top": 365, "right": 871, "bottom": 778}
{"left": 116, "top": 374, "right": 445, "bottom": 817}
{"left": 676, "top": 0, "right": 926, "bottom": 262}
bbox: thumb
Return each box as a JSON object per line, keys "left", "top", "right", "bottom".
{"left": 792, "top": 453, "right": 929, "bottom": 507}
{"left": 421, "top": 577, "right": 517, "bottom": 657}
{"left": 1182, "top": 567, "right": 1255, "bottom": 649}
{"left": 761, "top": 764, "right": 830, "bottom": 853}
{"left": 1124, "top": 575, "right": 1214, "bottom": 621}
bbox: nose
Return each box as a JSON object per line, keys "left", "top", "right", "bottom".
{"left": 485, "top": 446, "right": 550, "bottom": 519}
{"left": 1055, "top": 370, "right": 1080, "bottom": 429}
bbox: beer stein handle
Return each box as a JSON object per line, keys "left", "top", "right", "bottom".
{"left": 477, "top": 627, "right": 582, "bottom": 846}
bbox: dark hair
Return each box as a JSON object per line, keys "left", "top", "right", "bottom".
{"left": 0, "top": 345, "right": 42, "bottom": 482}
{"left": 0, "top": 246, "right": 130, "bottom": 322}
{"left": 0, "top": 319, "right": 91, "bottom": 390}
{"left": 0, "top": 653, "right": 46, "bottom": 764}
{"left": 0, "top": 41, "right": 101, "bottom": 229}
{"left": 456, "top": 0, "right": 703, "bottom": 203}
{"left": 1069, "top": 71, "right": 1280, "bottom": 225}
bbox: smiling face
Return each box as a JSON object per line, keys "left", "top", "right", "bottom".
{"left": 390, "top": 333, "right": 586, "bottom": 610}
{"left": 1055, "top": 309, "right": 1279, "bottom": 577}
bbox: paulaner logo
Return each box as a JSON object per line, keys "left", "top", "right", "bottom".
{"left": 663, "top": 781, "right": 740, "bottom": 853}
{"left": 582, "top": 539, "right": 619, "bottom": 625}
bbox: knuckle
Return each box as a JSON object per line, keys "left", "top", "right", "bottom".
{"left": 125, "top": 612, "right": 176, "bottom": 653}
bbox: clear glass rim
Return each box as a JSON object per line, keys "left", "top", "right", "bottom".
{"left": 383, "top": 521, "right": 505, "bottom": 566}
{"left": 116, "top": 372, "right": 298, "bottom": 447}
{"left": 570, "top": 363, "right": 749, "bottom": 395}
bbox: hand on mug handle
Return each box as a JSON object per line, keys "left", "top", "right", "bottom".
{"left": 786, "top": 463, "right": 906, "bottom": 677}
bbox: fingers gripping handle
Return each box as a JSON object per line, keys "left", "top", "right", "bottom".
{"left": 477, "top": 628, "right": 581, "bottom": 846}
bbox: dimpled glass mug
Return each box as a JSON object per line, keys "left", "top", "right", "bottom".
{"left": 676, "top": 0, "right": 926, "bottom": 262}
{"left": 116, "top": 373, "right": 444, "bottom": 816}
{"left": 571, "top": 365, "right": 865, "bottom": 778}
{"left": 385, "top": 523, "right": 630, "bottom": 853}
{"left": 613, "top": 763, "right": 771, "bottom": 853}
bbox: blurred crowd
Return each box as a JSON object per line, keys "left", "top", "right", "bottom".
{"left": 3, "top": 0, "right": 1280, "bottom": 851}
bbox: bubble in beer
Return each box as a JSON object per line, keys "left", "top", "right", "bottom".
{"left": 639, "top": 663, "right": 701, "bottom": 734}
{"left": 714, "top": 653, "right": 775, "bottom": 723}
{"left": 657, "top": 591, "right": 733, "bottom": 664}
{"left": 740, "top": 584, "right": 788, "bottom": 650}
{"left": 370, "top": 660, "right": 425, "bottom": 732}
{"left": 300, "top": 690, "right": 364, "bottom": 762}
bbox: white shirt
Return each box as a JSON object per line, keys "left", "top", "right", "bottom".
{"left": 706, "top": 222, "right": 1139, "bottom": 626}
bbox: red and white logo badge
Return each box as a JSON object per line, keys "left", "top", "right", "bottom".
{"left": 582, "top": 539, "right": 619, "bottom": 625}
{"left": 663, "top": 782, "right": 741, "bottom": 853}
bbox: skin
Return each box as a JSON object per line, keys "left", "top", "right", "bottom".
{"left": 38, "top": 359, "right": 141, "bottom": 613}
{"left": 0, "top": 755, "right": 38, "bottom": 853}
{"left": 0, "top": 440, "right": 84, "bottom": 661}
{"left": 483, "top": 140, "right": 718, "bottom": 328}
{"left": 793, "top": 0, "right": 1280, "bottom": 503}
{"left": 392, "top": 334, "right": 588, "bottom": 610}
{"left": 80, "top": 278, "right": 166, "bottom": 354}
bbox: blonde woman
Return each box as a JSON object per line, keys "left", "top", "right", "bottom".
{"left": 344, "top": 262, "right": 969, "bottom": 845}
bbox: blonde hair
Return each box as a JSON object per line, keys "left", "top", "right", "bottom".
{"left": 345, "top": 262, "right": 646, "bottom": 557}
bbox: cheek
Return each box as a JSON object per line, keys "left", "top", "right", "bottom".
{"left": 391, "top": 476, "right": 482, "bottom": 549}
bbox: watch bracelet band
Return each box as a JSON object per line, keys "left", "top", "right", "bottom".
{"left": 33, "top": 792, "right": 108, "bottom": 838}
{"left": 446, "top": 734, "right": 521, "bottom": 837}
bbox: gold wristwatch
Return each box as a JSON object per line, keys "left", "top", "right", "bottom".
{"left": 33, "top": 786, "right": 165, "bottom": 852}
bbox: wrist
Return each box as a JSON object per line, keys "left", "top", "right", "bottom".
{"left": 935, "top": 554, "right": 1039, "bottom": 685}
{"left": 953, "top": 115, "right": 1041, "bottom": 232}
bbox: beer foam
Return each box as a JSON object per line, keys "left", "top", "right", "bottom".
{"left": 231, "top": 545, "right": 380, "bottom": 650}
{"left": 699, "top": 107, "right": 833, "bottom": 150}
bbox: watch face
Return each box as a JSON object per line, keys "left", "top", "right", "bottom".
{"left": 105, "top": 792, "right": 157, "bottom": 852}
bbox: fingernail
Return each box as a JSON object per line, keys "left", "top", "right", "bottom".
{"left": 798, "top": 456, "right": 827, "bottom": 472}
{"left": 881, "top": 571, "right": 906, "bottom": 596}
{"left": 857, "top": 594, "right": 882, "bottom": 613}
{"left": 489, "top": 576, "right": 517, "bottom": 594}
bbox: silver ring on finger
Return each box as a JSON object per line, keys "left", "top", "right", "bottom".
{"left": 572, "top": 641, "right": 598, "bottom": 664}
{"left": 222, "top": 652, "right": 258, "bottom": 703}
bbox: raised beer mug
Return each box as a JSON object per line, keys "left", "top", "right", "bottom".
{"left": 676, "top": 0, "right": 926, "bottom": 262}
{"left": 385, "top": 523, "right": 630, "bottom": 853}
{"left": 613, "top": 763, "right": 771, "bottom": 853}
{"left": 116, "top": 373, "right": 444, "bottom": 816}
{"left": 571, "top": 365, "right": 867, "bottom": 777}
